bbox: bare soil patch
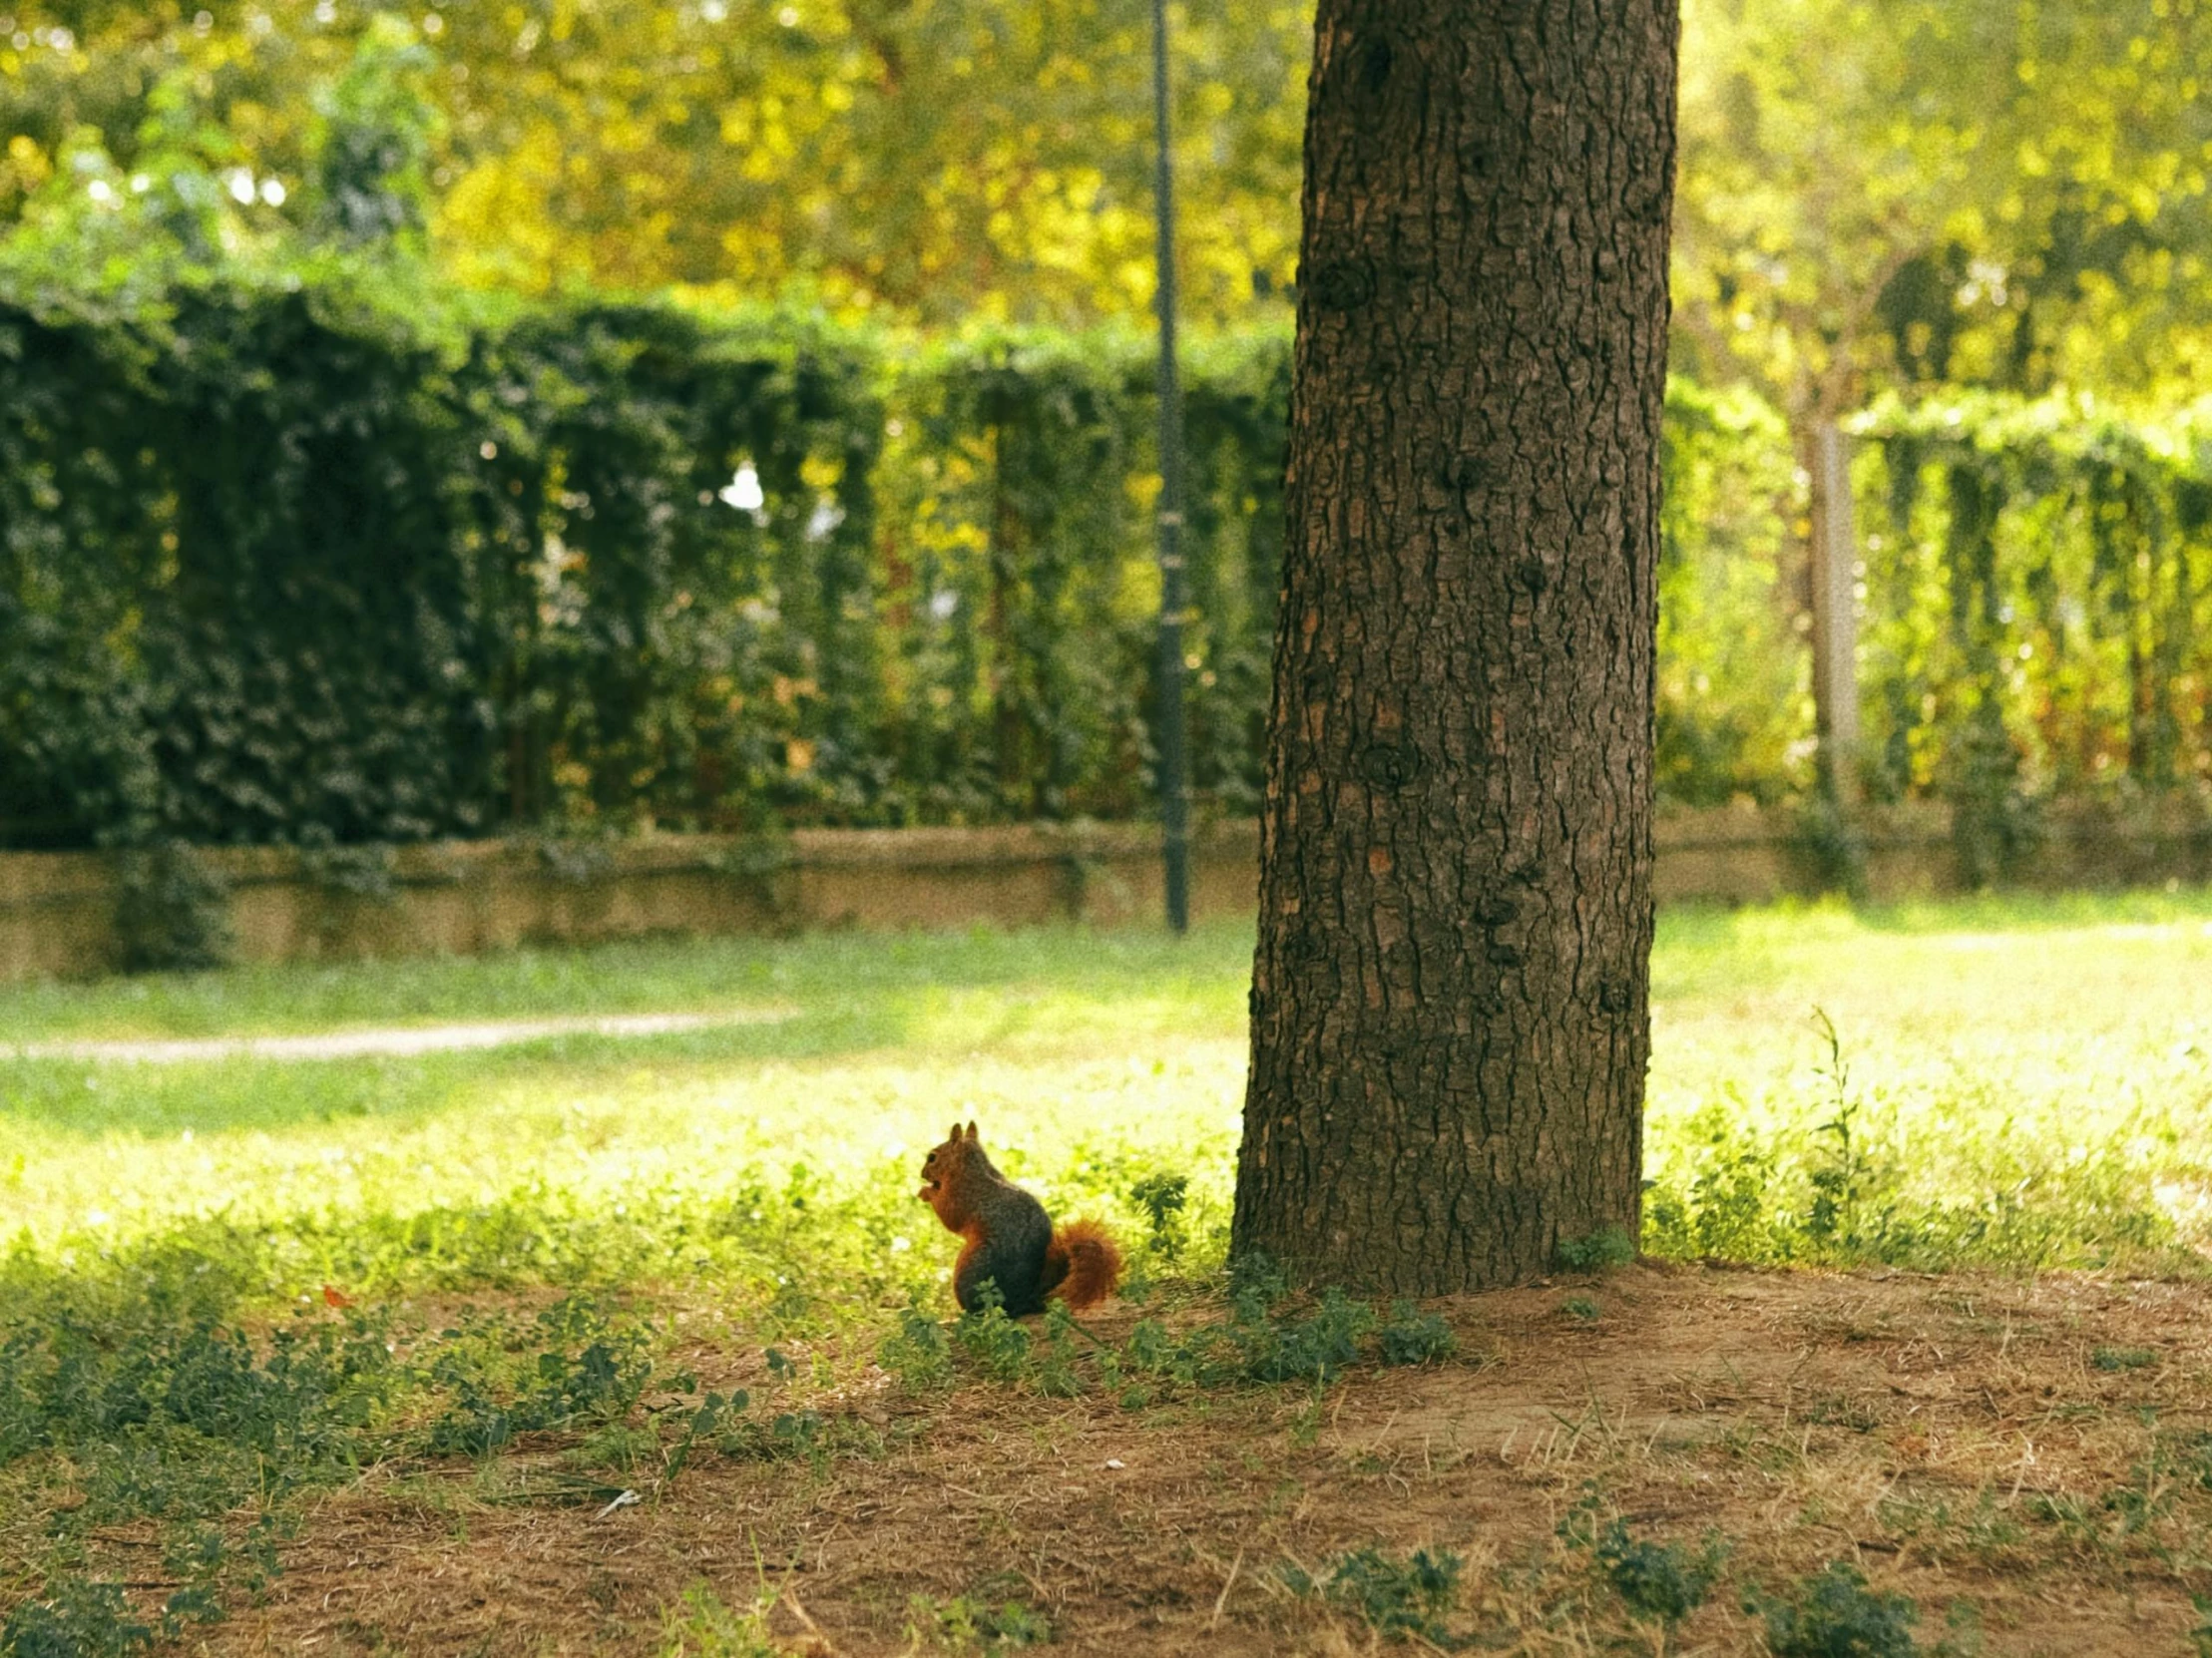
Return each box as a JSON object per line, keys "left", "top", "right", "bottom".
{"left": 194, "top": 1265, "right": 2212, "bottom": 1655}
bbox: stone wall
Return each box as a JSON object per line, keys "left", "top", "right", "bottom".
{"left": 4, "top": 801, "right": 2207, "bottom": 982}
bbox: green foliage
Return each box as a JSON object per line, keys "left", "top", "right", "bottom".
{"left": 1854, "top": 393, "right": 2212, "bottom": 818}
{"left": 7, "top": 255, "right": 2200, "bottom": 846}
{"left": 1656, "top": 378, "right": 1811, "bottom": 805}
{"left": 1677, "top": 0, "right": 2212, "bottom": 412}
{"left": 905, "top": 1591, "right": 1052, "bottom": 1653}
{"left": 111, "top": 843, "right": 231, "bottom": 973}
{"left": 877, "top": 1305, "right": 954, "bottom": 1392}
{"left": 951, "top": 1293, "right": 1035, "bottom": 1387}
{"left": 1374, "top": 1302, "right": 1456, "bottom": 1367}
{"left": 1790, "top": 789, "right": 1870, "bottom": 901}
{"left": 0, "top": 273, "right": 505, "bottom": 851}
{"left": 0, "top": 1576, "right": 151, "bottom": 1658}
{"left": 0, "top": 293, "right": 1289, "bottom": 846}
{"left": 1032, "top": 1301, "right": 1086, "bottom": 1399}
{"left": 0, "top": 1260, "right": 397, "bottom": 1638}
{"left": 0, "top": 0, "right": 1306, "bottom": 326}
{"left": 298, "top": 841, "right": 400, "bottom": 905}
{"left": 305, "top": 19, "right": 439, "bottom": 251}
{"left": 0, "top": 1291, "right": 395, "bottom": 1474}
{"left": 1749, "top": 1563, "right": 1921, "bottom": 1658}
{"left": 1227, "top": 1285, "right": 1373, "bottom": 1386}
{"left": 18, "top": 0, "right": 2212, "bottom": 417}
{"left": 1281, "top": 1546, "right": 1464, "bottom": 1646}
{"left": 657, "top": 1583, "right": 784, "bottom": 1658}
{"left": 2091, "top": 1346, "right": 2158, "bottom": 1373}
{"left": 867, "top": 1265, "right": 1458, "bottom": 1405}
{"left": 1110, "top": 1281, "right": 1448, "bottom": 1394}
{"left": 1590, "top": 1521, "right": 1726, "bottom": 1626}
{"left": 1554, "top": 1227, "right": 1636, "bottom": 1272}
{"left": 1641, "top": 974, "right": 2198, "bottom": 1275}
{"left": 423, "top": 1299, "right": 653, "bottom": 1455}
{"left": 1128, "top": 1171, "right": 1189, "bottom": 1259}
{"left": 4, "top": 0, "right": 2207, "bottom": 875}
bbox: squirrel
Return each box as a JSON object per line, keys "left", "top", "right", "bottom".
{"left": 917, "top": 1121, "right": 1121, "bottom": 1317}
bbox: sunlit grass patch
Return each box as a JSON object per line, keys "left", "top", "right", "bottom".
{"left": 7, "top": 895, "right": 2210, "bottom": 1296}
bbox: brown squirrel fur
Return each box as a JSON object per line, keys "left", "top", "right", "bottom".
{"left": 917, "top": 1121, "right": 1121, "bottom": 1316}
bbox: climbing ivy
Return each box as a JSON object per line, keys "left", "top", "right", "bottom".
{"left": 6, "top": 267, "right": 2197, "bottom": 855}
{"left": 1853, "top": 393, "right": 2212, "bottom": 875}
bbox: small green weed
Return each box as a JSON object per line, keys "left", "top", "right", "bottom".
{"left": 878, "top": 1306, "right": 954, "bottom": 1391}
{"left": 1375, "top": 1301, "right": 1456, "bottom": 1366}
{"left": 1804, "top": 1013, "right": 1892, "bottom": 1254}
{"left": 1129, "top": 1172, "right": 1190, "bottom": 1260}
{"left": 657, "top": 1583, "right": 784, "bottom": 1657}
{"left": 1033, "top": 1302, "right": 1086, "bottom": 1397}
{"left": 1560, "top": 1295, "right": 1601, "bottom": 1322}
{"left": 1875, "top": 1489, "right": 2024, "bottom": 1564}
{"left": 1119, "top": 1284, "right": 1454, "bottom": 1391}
{"left": 952, "top": 1296, "right": 1035, "bottom": 1385}
{"left": 1749, "top": 1562, "right": 1921, "bottom": 1658}
{"left": 1229, "top": 1287, "right": 1374, "bottom": 1385}
{"left": 2091, "top": 1346, "right": 2157, "bottom": 1372}
{"left": 662, "top": 1390, "right": 745, "bottom": 1480}
{"left": 0, "top": 1576, "right": 154, "bottom": 1658}
{"left": 1555, "top": 1227, "right": 1636, "bottom": 1271}
{"left": 1590, "top": 1519, "right": 1726, "bottom": 1625}
{"left": 904, "top": 1591, "right": 1052, "bottom": 1652}
{"left": 0, "top": 1567, "right": 228, "bottom": 1658}
{"left": 424, "top": 1299, "right": 653, "bottom": 1455}
{"left": 1282, "top": 1546, "right": 1463, "bottom": 1645}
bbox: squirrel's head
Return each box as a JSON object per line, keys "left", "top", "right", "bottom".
{"left": 918, "top": 1120, "right": 981, "bottom": 1204}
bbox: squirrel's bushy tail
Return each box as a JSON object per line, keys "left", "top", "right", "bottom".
{"left": 1043, "top": 1220, "right": 1122, "bottom": 1312}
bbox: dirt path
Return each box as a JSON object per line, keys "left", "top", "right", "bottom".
{"left": 8, "top": 1008, "right": 796, "bottom": 1064}
{"left": 196, "top": 1264, "right": 2212, "bottom": 1656}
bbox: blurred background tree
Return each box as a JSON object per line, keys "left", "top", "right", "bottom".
{"left": 1675, "top": 0, "right": 2212, "bottom": 423}
{"left": 6, "top": 0, "right": 2206, "bottom": 394}
{"left": 0, "top": 0, "right": 1308, "bottom": 320}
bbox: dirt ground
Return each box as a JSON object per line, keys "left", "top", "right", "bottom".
{"left": 186, "top": 1264, "right": 2212, "bottom": 1655}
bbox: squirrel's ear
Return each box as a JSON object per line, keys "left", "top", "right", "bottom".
{"left": 945, "top": 1121, "right": 961, "bottom": 1144}
{"left": 964, "top": 1120, "right": 979, "bottom": 1142}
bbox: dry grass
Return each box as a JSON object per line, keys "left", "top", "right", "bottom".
{"left": 162, "top": 1264, "right": 2212, "bottom": 1656}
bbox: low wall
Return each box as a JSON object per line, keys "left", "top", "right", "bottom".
{"left": 3, "top": 800, "right": 2208, "bottom": 981}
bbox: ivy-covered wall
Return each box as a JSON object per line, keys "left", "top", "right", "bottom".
{"left": 2, "top": 272, "right": 2204, "bottom": 852}
{"left": 1852, "top": 395, "right": 2212, "bottom": 876}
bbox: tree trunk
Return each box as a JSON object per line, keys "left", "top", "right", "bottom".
{"left": 1808, "top": 419, "right": 1862, "bottom": 803}
{"left": 1232, "top": 0, "right": 1678, "bottom": 1294}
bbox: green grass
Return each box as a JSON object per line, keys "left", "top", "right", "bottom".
{"left": 7, "top": 892, "right": 2212, "bottom": 1289}
{"left": 1644, "top": 892, "right": 2212, "bottom": 1268}
{"left": 1, "top": 925, "right": 1251, "bottom": 1296}
{"left": 6, "top": 894, "right": 2212, "bottom": 1292}
{"left": 4, "top": 891, "right": 2212, "bottom": 1640}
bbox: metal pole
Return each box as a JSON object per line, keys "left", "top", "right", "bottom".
{"left": 1150, "top": 0, "right": 1192, "bottom": 934}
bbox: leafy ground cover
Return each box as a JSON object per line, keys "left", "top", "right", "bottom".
{"left": 4, "top": 890, "right": 2212, "bottom": 1653}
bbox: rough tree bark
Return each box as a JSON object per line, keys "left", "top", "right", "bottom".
{"left": 1231, "top": 0, "right": 1679, "bottom": 1293}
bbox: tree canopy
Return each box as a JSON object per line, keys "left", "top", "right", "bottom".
{"left": 3, "top": 0, "right": 2207, "bottom": 407}
{"left": 1674, "top": 0, "right": 2212, "bottom": 416}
